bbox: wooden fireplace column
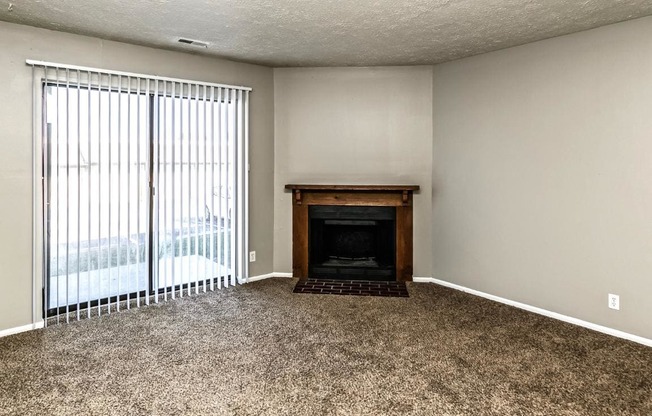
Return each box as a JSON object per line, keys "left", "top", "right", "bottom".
{"left": 285, "top": 185, "right": 419, "bottom": 282}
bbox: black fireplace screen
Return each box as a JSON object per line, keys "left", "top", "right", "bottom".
{"left": 308, "top": 206, "right": 396, "bottom": 280}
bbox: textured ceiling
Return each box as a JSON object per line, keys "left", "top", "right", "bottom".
{"left": 1, "top": 0, "right": 652, "bottom": 67}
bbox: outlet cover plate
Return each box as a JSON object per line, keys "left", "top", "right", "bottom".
{"left": 608, "top": 294, "right": 620, "bottom": 310}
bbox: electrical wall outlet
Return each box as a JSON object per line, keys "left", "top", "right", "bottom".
{"left": 608, "top": 294, "right": 620, "bottom": 310}
{"left": 249, "top": 251, "right": 256, "bottom": 262}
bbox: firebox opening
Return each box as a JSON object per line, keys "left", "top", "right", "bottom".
{"left": 309, "top": 206, "right": 396, "bottom": 281}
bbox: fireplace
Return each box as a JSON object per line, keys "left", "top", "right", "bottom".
{"left": 309, "top": 206, "right": 396, "bottom": 280}
{"left": 285, "top": 184, "right": 419, "bottom": 281}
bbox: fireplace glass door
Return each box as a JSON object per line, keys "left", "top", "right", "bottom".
{"left": 308, "top": 206, "right": 396, "bottom": 280}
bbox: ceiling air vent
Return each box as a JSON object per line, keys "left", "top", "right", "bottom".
{"left": 178, "top": 38, "right": 208, "bottom": 48}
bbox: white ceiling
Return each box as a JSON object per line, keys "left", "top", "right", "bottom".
{"left": 2, "top": 0, "right": 651, "bottom": 67}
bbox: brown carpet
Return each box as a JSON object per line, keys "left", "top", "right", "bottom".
{"left": 0, "top": 278, "right": 650, "bottom": 415}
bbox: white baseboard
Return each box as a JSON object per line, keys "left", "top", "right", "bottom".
{"left": 247, "top": 272, "right": 294, "bottom": 282}
{"left": 247, "top": 273, "right": 276, "bottom": 282}
{"left": 0, "top": 321, "right": 44, "bottom": 338}
{"left": 413, "top": 277, "right": 652, "bottom": 348}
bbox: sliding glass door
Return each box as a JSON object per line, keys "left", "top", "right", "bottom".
{"left": 45, "top": 81, "right": 150, "bottom": 318}
{"left": 38, "top": 66, "right": 249, "bottom": 323}
{"left": 153, "top": 85, "right": 237, "bottom": 298}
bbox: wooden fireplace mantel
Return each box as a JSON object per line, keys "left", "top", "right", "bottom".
{"left": 285, "top": 184, "right": 419, "bottom": 281}
{"left": 285, "top": 184, "right": 419, "bottom": 207}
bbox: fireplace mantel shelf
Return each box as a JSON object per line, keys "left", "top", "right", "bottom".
{"left": 286, "top": 184, "right": 419, "bottom": 207}
{"left": 285, "top": 184, "right": 419, "bottom": 192}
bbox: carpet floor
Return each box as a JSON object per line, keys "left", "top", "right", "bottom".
{"left": 0, "top": 278, "right": 650, "bottom": 415}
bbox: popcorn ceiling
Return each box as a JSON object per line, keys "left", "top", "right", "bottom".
{"left": 1, "top": 0, "right": 651, "bottom": 66}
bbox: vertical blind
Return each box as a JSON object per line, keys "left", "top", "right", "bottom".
{"left": 29, "top": 60, "right": 250, "bottom": 325}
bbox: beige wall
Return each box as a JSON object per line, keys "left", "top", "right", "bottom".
{"left": 0, "top": 21, "right": 275, "bottom": 331}
{"left": 432, "top": 17, "right": 652, "bottom": 339}
{"left": 273, "top": 67, "right": 433, "bottom": 277}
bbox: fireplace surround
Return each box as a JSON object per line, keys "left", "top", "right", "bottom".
{"left": 285, "top": 184, "right": 419, "bottom": 281}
